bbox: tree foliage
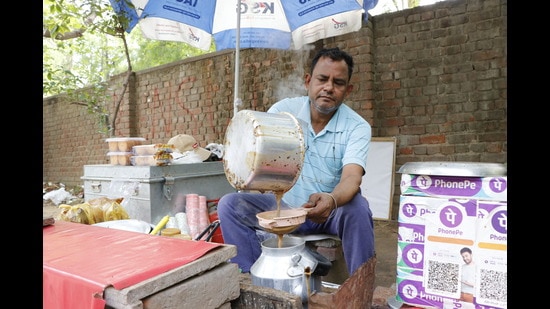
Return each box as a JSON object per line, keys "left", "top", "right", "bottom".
{"left": 43, "top": 0, "right": 213, "bottom": 135}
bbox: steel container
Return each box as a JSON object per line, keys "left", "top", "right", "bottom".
{"left": 81, "top": 162, "right": 235, "bottom": 224}
{"left": 250, "top": 236, "right": 324, "bottom": 305}
{"left": 223, "top": 110, "right": 305, "bottom": 192}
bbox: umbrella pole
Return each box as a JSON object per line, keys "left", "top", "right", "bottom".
{"left": 233, "top": 0, "right": 241, "bottom": 117}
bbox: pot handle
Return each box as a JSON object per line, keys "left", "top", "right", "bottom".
{"left": 305, "top": 247, "right": 332, "bottom": 276}
{"left": 258, "top": 217, "right": 277, "bottom": 228}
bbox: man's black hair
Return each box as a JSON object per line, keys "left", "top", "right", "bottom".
{"left": 460, "top": 247, "right": 472, "bottom": 254}
{"left": 310, "top": 47, "right": 354, "bottom": 81}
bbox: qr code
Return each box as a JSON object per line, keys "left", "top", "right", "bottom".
{"left": 426, "top": 260, "right": 459, "bottom": 294}
{"left": 478, "top": 269, "right": 507, "bottom": 302}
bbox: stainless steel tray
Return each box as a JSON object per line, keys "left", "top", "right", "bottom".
{"left": 398, "top": 161, "right": 507, "bottom": 177}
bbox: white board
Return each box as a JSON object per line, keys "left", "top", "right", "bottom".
{"left": 360, "top": 137, "right": 396, "bottom": 220}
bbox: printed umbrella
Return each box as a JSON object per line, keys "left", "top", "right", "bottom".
{"left": 109, "top": 0, "right": 379, "bottom": 115}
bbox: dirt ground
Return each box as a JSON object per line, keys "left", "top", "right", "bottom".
{"left": 372, "top": 219, "right": 398, "bottom": 288}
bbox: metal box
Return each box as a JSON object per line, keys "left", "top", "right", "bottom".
{"left": 82, "top": 162, "right": 235, "bottom": 224}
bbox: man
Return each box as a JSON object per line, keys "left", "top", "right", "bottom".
{"left": 217, "top": 47, "right": 375, "bottom": 276}
{"left": 460, "top": 247, "right": 475, "bottom": 302}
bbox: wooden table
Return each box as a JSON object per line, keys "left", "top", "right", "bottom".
{"left": 43, "top": 221, "right": 239, "bottom": 309}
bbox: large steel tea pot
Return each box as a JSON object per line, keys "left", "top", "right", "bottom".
{"left": 250, "top": 236, "right": 331, "bottom": 305}
{"left": 223, "top": 110, "right": 306, "bottom": 193}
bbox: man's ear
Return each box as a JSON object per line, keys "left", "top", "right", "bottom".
{"left": 346, "top": 84, "right": 354, "bottom": 95}
{"left": 304, "top": 73, "right": 311, "bottom": 89}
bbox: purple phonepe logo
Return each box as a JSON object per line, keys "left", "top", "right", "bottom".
{"left": 439, "top": 205, "right": 463, "bottom": 228}
{"left": 398, "top": 279, "right": 421, "bottom": 301}
{"left": 491, "top": 209, "right": 507, "bottom": 234}
{"left": 489, "top": 177, "right": 507, "bottom": 193}
{"left": 415, "top": 175, "right": 432, "bottom": 189}
{"left": 402, "top": 203, "right": 418, "bottom": 218}
{"left": 402, "top": 243, "right": 424, "bottom": 268}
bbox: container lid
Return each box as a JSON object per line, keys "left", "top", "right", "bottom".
{"left": 106, "top": 151, "right": 133, "bottom": 155}
{"left": 133, "top": 144, "right": 175, "bottom": 150}
{"left": 161, "top": 228, "right": 181, "bottom": 236}
{"left": 398, "top": 161, "right": 506, "bottom": 177}
{"left": 105, "top": 137, "right": 146, "bottom": 142}
{"left": 93, "top": 219, "right": 153, "bottom": 234}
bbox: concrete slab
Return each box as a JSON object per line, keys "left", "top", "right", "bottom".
{"left": 142, "top": 263, "right": 240, "bottom": 309}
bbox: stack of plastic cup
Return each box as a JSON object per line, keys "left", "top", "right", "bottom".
{"left": 197, "top": 195, "right": 211, "bottom": 240}
{"left": 186, "top": 193, "right": 200, "bottom": 239}
{"left": 175, "top": 212, "right": 190, "bottom": 236}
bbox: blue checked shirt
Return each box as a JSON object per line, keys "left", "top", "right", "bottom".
{"left": 268, "top": 96, "right": 371, "bottom": 208}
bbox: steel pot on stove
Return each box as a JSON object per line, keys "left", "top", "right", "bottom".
{"left": 250, "top": 236, "right": 331, "bottom": 305}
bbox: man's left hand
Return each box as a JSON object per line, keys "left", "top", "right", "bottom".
{"left": 301, "top": 192, "right": 335, "bottom": 224}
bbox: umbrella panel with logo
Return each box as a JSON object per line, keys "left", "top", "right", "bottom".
{"left": 109, "top": 0, "right": 378, "bottom": 114}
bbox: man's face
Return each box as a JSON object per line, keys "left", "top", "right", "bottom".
{"left": 305, "top": 56, "right": 353, "bottom": 114}
{"left": 461, "top": 252, "right": 472, "bottom": 264}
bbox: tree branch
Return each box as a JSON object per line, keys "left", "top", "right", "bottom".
{"left": 110, "top": 31, "right": 134, "bottom": 136}
{"left": 43, "top": 28, "right": 87, "bottom": 40}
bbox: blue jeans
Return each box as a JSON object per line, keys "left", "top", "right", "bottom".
{"left": 217, "top": 191, "right": 375, "bottom": 275}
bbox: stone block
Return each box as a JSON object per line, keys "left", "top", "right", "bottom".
{"left": 142, "top": 263, "right": 240, "bottom": 309}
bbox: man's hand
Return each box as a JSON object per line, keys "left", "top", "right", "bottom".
{"left": 301, "top": 192, "right": 335, "bottom": 224}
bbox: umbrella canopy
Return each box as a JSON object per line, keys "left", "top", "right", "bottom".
{"left": 109, "top": 0, "right": 378, "bottom": 114}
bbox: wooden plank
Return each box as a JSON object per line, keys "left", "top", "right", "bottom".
{"left": 308, "top": 256, "right": 376, "bottom": 309}
{"left": 233, "top": 274, "right": 303, "bottom": 309}
{"left": 104, "top": 244, "right": 237, "bottom": 308}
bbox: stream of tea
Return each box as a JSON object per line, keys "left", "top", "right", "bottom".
{"left": 274, "top": 191, "right": 284, "bottom": 248}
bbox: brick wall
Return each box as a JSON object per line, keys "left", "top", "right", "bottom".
{"left": 43, "top": 0, "right": 507, "bottom": 220}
